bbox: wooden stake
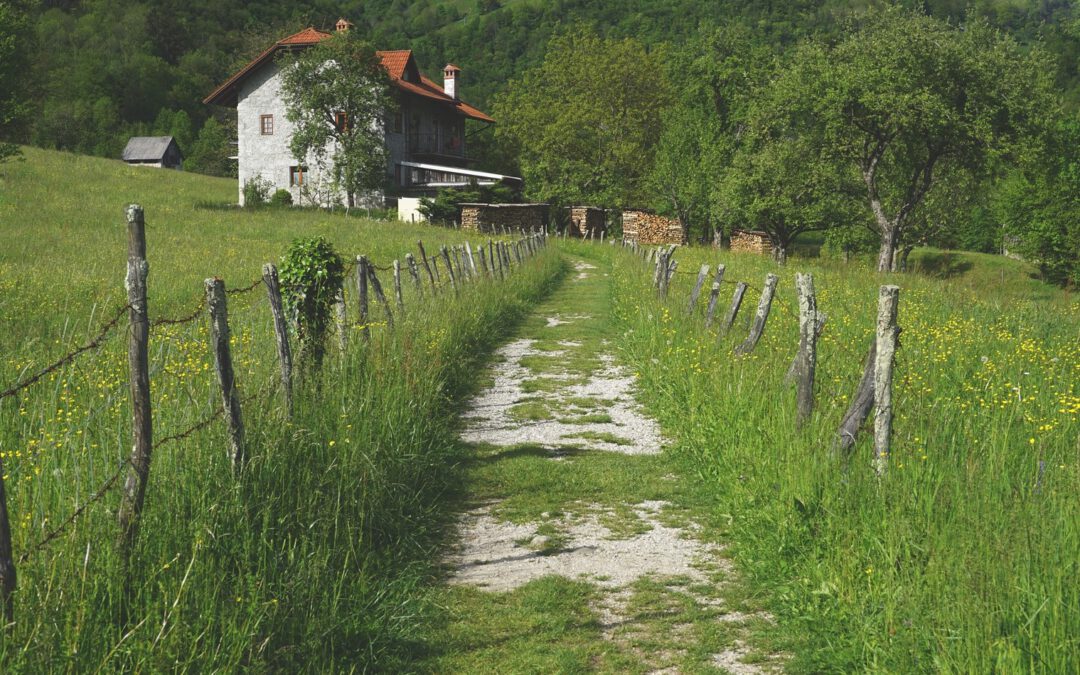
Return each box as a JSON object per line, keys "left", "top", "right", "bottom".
{"left": 836, "top": 339, "right": 876, "bottom": 455}
{"left": 720, "top": 282, "right": 748, "bottom": 334}
{"left": 367, "top": 265, "right": 395, "bottom": 329}
{"left": 392, "top": 260, "right": 405, "bottom": 312}
{"left": 261, "top": 263, "right": 293, "bottom": 414}
{"left": 873, "top": 285, "right": 900, "bottom": 474}
{"left": 704, "top": 265, "right": 726, "bottom": 328}
{"left": 687, "top": 264, "right": 710, "bottom": 314}
{"left": 356, "top": 255, "right": 370, "bottom": 343}
{"left": 205, "top": 278, "right": 246, "bottom": 471}
{"left": 417, "top": 240, "right": 436, "bottom": 290}
{"left": 793, "top": 273, "right": 819, "bottom": 429}
{"left": 734, "top": 273, "right": 778, "bottom": 355}
{"left": 0, "top": 453, "right": 13, "bottom": 626}
{"left": 405, "top": 253, "right": 423, "bottom": 295}
{"left": 334, "top": 288, "right": 348, "bottom": 353}
{"left": 465, "top": 242, "right": 478, "bottom": 277}
{"left": 441, "top": 246, "right": 458, "bottom": 292}
{"left": 118, "top": 204, "right": 153, "bottom": 556}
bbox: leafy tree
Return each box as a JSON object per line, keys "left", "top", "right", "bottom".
{"left": 184, "top": 117, "right": 236, "bottom": 177}
{"left": 770, "top": 9, "right": 1057, "bottom": 271}
{"left": 492, "top": 28, "right": 670, "bottom": 208}
{"left": 279, "top": 31, "right": 392, "bottom": 208}
{"left": 0, "top": 0, "right": 33, "bottom": 162}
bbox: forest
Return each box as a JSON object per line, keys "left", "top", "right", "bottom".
{"left": 2, "top": 0, "right": 1079, "bottom": 281}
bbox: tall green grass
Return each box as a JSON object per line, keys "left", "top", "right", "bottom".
{"left": 0, "top": 147, "right": 565, "bottom": 669}
{"left": 575, "top": 240, "right": 1078, "bottom": 672}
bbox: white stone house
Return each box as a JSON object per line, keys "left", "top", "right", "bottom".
{"left": 203, "top": 20, "right": 519, "bottom": 207}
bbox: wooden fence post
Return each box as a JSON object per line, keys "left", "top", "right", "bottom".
{"left": 405, "top": 253, "right": 423, "bottom": 295}
{"left": 118, "top": 204, "right": 153, "bottom": 557}
{"left": 491, "top": 240, "right": 503, "bottom": 280}
{"left": 734, "top": 273, "right": 778, "bottom": 355}
{"left": 793, "top": 273, "right": 819, "bottom": 429}
{"left": 786, "top": 311, "right": 826, "bottom": 383}
{"left": 478, "top": 247, "right": 489, "bottom": 276}
{"left": 687, "top": 264, "right": 710, "bottom": 314}
{"left": 873, "top": 285, "right": 900, "bottom": 474}
{"left": 367, "top": 265, "right": 395, "bottom": 329}
{"left": 261, "top": 263, "right": 293, "bottom": 414}
{"left": 465, "top": 242, "right": 478, "bottom": 277}
{"left": 441, "top": 246, "right": 458, "bottom": 293}
{"left": 720, "top": 281, "right": 748, "bottom": 334}
{"left": 704, "top": 265, "right": 726, "bottom": 328}
{"left": 356, "top": 255, "right": 370, "bottom": 343}
{"left": 334, "top": 288, "right": 348, "bottom": 353}
{"left": 205, "top": 278, "right": 246, "bottom": 471}
{"left": 417, "top": 240, "right": 436, "bottom": 290}
{"left": 0, "top": 454, "right": 13, "bottom": 625}
{"left": 430, "top": 255, "right": 442, "bottom": 285}
{"left": 392, "top": 260, "right": 405, "bottom": 312}
{"left": 835, "top": 339, "right": 876, "bottom": 455}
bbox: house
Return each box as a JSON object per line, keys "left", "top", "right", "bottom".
{"left": 122, "top": 136, "right": 183, "bottom": 170}
{"left": 203, "top": 19, "right": 519, "bottom": 206}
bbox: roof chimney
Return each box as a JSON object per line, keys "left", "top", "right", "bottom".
{"left": 335, "top": 17, "right": 353, "bottom": 33}
{"left": 443, "top": 64, "right": 461, "bottom": 100}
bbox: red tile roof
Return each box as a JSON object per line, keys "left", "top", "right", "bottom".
{"left": 203, "top": 30, "right": 494, "bottom": 123}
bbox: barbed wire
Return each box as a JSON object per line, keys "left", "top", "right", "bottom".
{"left": 225, "top": 278, "right": 263, "bottom": 295}
{"left": 0, "top": 304, "right": 131, "bottom": 402}
{"left": 150, "top": 298, "right": 206, "bottom": 329}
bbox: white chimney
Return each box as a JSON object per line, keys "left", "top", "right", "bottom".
{"left": 443, "top": 64, "right": 461, "bottom": 100}
{"left": 335, "top": 17, "right": 353, "bottom": 33}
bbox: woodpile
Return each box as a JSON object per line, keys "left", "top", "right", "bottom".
{"left": 622, "top": 209, "right": 686, "bottom": 245}
{"left": 460, "top": 203, "right": 549, "bottom": 233}
{"left": 730, "top": 229, "right": 772, "bottom": 256}
{"left": 567, "top": 206, "right": 606, "bottom": 238}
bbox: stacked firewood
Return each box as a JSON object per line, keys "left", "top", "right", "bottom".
{"left": 622, "top": 209, "right": 686, "bottom": 245}
{"left": 730, "top": 229, "right": 772, "bottom": 255}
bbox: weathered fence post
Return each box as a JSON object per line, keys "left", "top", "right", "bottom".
{"left": 465, "top": 242, "right": 478, "bottom": 277}
{"left": 720, "top": 282, "right": 748, "bottom": 334}
{"left": 734, "top": 273, "right": 778, "bottom": 355}
{"left": 478, "top": 246, "right": 489, "bottom": 276}
{"left": 334, "top": 288, "right": 348, "bottom": 353}
{"left": 793, "top": 273, "right": 819, "bottom": 429}
{"left": 417, "top": 241, "right": 436, "bottom": 290}
{"left": 835, "top": 339, "right": 877, "bottom": 455}
{"left": 392, "top": 260, "right": 405, "bottom": 312}
{"left": 405, "top": 253, "right": 423, "bottom": 296}
{"left": 704, "top": 265, "right": 726, "bottom": 328}
{"left": 687, "top": 264, "right": 710, "bottom": 315}
{"left": 261, "top": 263, "right": 293, "bottom": 413}
{"left": 441, "top": 246, "right": 458, "bottom": 293}
{"left": 205, "top": 278, "right": 246, "bottom": 471}
{"left": 356, "top": 255, "right": 370, "bottom": 343}
{"left": 786, "top": 311, "right": 827, "bottom": 383}
{"left": 118, "top": 204, "right": 153, "bottom": 557}
{"left": 491, "top": 240, "right": 503, "bottom": 280}
{"left": 873, "top": 285, "right": 900, "bottom": 474}
{"left": 367, "top": 264, "right": 395, "bottom": 329}
{"left": 0, "top": 454, "right": 13, "bottom": 625}
{"left": 430, "top": 255, "right": 442, "bottom": 285}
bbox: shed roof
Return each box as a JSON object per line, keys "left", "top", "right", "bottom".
{"left": 122, "top": 136, "right": 179, "bottom": 162}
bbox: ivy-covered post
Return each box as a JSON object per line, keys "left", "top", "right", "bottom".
{"left": 278, "top": 237, "right": 346, "bottom": 370}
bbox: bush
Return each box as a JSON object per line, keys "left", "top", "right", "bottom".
{"left": 278, "top": 236, "right": 345, "bottom": 369}
{"left": 269, "top": 188, "right": 294, "bottom": 207}
{"left": 242, "top": 175, "right": 272, "bottom": 206}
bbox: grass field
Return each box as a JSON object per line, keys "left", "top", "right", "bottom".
{"left": 586, "top": 239, "right": 1079, "bottom": 672}
{"left": 0, "top": 148, "right": 564, "bottom": 670}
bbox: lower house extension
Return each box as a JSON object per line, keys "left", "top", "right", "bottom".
{"left": 203, "top": 19, "right": 519, "bottom": 207}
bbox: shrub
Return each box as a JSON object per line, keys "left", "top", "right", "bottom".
{"left": 278, "top": 236, "right": 345, "bottom": 369}
{"left": 269, "top": 188, "right": 294, "bottom": 207}
{"left": 242, "top": 175, "right": 273, "bottom": 206}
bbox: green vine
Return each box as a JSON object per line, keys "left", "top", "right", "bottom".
{"left": 278, "top": 236, "right": 345, "bottom": 369}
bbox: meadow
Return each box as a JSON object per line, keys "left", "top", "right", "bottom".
{"left": 0, "top": 148, "right": 563, "bottom": 670}
{"left": 576, "top": 238, "right": 1080, "bottom": 672}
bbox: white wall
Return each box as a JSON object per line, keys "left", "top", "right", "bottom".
{"left": 397, "top": 197, "right": 426, "bottom": 223}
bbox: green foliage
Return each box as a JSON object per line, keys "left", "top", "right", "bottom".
{"left": 184, "top": 117, "right": 236, "bottom": 177}
{"left": 279, "top": 32, "right": 391, "bottom": 207}
{"left": 418, "top": 180, "right": 516, "bottom": 224}
{"left": 493, "top": 28, "right": 670, "bottom": 208}
{"left": 0, "top": 0, "right": 33, "bottom": 162}
{"left": 242, "top": 174, "right": 272, "bottom": 206}
{"left": 278, "top": 236, "right": 345, "bottom": 368}
{"left": 269, "top": 188, "right": 293, "bottom": 207}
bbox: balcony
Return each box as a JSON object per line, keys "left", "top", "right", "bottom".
{"left": 407, "top": 132, "right": 466, "bottom": 164}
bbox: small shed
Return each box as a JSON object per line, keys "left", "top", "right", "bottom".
{"left": 566, "top": 206, "right": 605, "bottom": 238}
{"left": 122, "top": 136, "right": 183, "bottom": 170}
{"left": 730, "top": 230, "right": 772, "bottom": 256}
{"left": 460, "top": 203, "right": 549, "bottom": 233}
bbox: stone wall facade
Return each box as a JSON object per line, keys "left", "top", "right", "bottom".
{"left": 622, "top": 209, "right": 687, "bottom": 245}
{"left": 567, "top": 206, "right": 606, "bottom": 238}
{"left": 460, "top": 203, "right": 549, "bottom": 233}
{"left": 730, "top": 229, "right": 773, "bottom": 255}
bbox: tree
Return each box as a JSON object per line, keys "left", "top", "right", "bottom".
{"left": 279, "top": 32, "right": 392, "bottom": 208}
{"left": 184, "top": 117, "right": 235, "bottom": 177}
{"left": 772, "top": 9, "right": 1057, "bottom": 271}
{"left": 0, "top": 0, "right": 33, "bottom": 162}
{"left": 492, "top": 28, "right": 670, "bottom": 209}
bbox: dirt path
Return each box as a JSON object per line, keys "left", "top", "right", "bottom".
{"left": 421, "top": 257, "right": 780, "bottom": 674}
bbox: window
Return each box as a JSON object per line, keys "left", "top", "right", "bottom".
{"left": 289, "top": 166, "right": 307, "bottom": 187}
{"left": 260, "top": 114, "right": 273, "bottom": 135}
{"left": 393, "top": 110, "right": 403, "bottom": 133}
{"left": 334, "top": 111, "right": 348, "bottom": 133}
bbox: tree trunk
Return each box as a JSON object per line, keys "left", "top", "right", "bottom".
{"left": 876, "top": 221, "right": 900, "bottom": 272}
{"left": 895, "top": 245, "right": 914, "bottom": 272}
{"left": 772, "top": 244, "right": 788, "bottom": 265}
